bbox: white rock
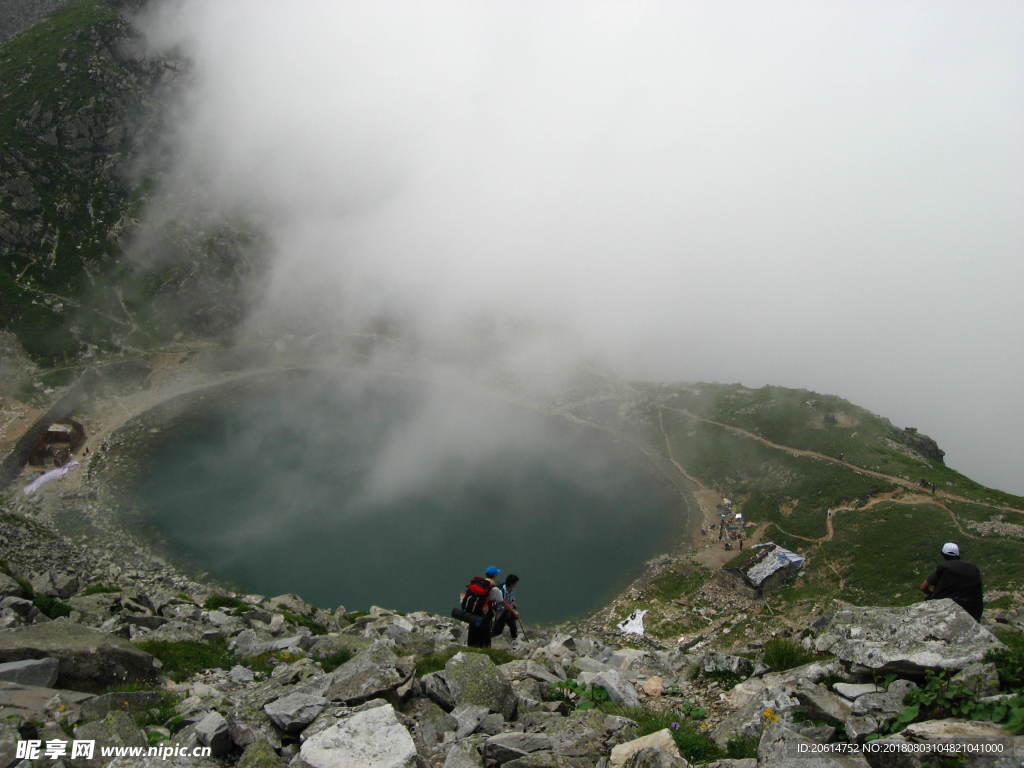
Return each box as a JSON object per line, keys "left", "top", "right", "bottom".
{"left": 298, "top": 703, "right": 418, "bottom": 768}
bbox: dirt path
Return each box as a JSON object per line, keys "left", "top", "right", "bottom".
{"left": 654, "top": 409, "right": 769, "bottom": 568}
{"left": 662, "top": 406, "right": 1024, "bottom": 516}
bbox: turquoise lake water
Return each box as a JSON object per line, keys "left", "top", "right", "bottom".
{"left": 130, "top": 372, "right": 687, "bottom": 622}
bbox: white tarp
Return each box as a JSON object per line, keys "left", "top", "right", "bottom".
{"left": 745, "top": 545, "right": 805, "bottom": 587}
{"left": 23, "top": 461, "right": 80, "bottom": 495}
{"left": 617, "top": 609, "right": 648, "bottom": 635}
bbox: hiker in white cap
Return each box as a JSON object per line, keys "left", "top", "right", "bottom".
{"left": 919, "top": 542, "right": 983, "bottom": 621}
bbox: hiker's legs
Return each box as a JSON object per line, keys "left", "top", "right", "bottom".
{"left": 491, "top": 612, "right": 508, "bottom": 638}
{"left": 508, "top": 617, "right": 518, "bottom": 639}
{"left": 468, "top": 620, "right": 489, "bottom": 647}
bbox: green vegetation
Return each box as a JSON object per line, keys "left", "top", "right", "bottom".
{"left": 659, "top": 408, "right": 895, "bottom": 540}
{"left": 79, "top": 584, "right": 120, "bottom": 596}
{"left": 987, "top": 627, "right": 1024, "bottom": 690}
{"left": 645, "top": 563, "right": 709, "bottom": 602}
{"left": 281, "top": 610, "right": 327, "bottom": 636}
{"left": 806, "top": 504, "right": 1023, "bottom": 606}
{"left": 32, "top": 593, "right": 71, "bottom": 619}
{"left": 414, "top": 647, "right": 516, "bottom": 677}
{"left": 660, "top": 383, "right": 1024, "bottom": 508}
{"left": 761, "top": 638, "right": 817, "bottom": 671}
{"left": 600, "top": 703, "right": 724, "bottom": 763}
{"left": 202, "top": 594, "right": 249, "bottom": 611}
{"left": 134, "top": 637, "right": 234, "bottom": 682}
{"left": 543, "top": 680, "right": 611, "bottom": 711}
{"left": 131, "top": 692, "right": 179, "bottom": 731}
{"left": 317, "top": 649, "right": 354, "bottom": 673}
{"left": 889, "top": 672, "right": 1024, "bottom": 735}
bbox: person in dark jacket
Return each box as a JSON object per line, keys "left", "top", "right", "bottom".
{"left": 466, "top": 566, "right": 504, "bottom": 648}
{"left": 919, "top": 542, "right": 983, "bottom": 621}
{"left": 491, "top": 574, "right": 520, "bottom": 639}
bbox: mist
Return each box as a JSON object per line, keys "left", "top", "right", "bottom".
{"left": 135, "top": 1, "right": 1024, "bottom": 494}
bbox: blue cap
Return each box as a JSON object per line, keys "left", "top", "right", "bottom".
{"left": 485, "top": 566, "right": 501, "bottom": 577}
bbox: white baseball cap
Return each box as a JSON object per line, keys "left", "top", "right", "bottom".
{"left": 941, "top": 542, "right": 959, "bottom": 557}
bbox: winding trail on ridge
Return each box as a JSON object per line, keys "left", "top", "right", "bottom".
{"left": 653, "top": 404, "right": 1018, "bottom": 553}
{"left": 661, "top": 405, "right": 1024, "bottom": 517}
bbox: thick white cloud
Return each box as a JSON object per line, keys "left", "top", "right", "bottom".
{"left": 138, "top": 0, "right": 1024, "bottom": 493}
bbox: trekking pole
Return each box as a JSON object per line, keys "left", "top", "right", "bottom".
{"left": 517, "top": 618, "right": 529, "bottom": 642}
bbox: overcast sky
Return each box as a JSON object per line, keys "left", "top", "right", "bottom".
{"left": 139, "top": 0, "right": 1024, "bottom": 495}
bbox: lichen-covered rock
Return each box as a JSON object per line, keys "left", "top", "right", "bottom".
{"left": 0, "top": 623, "right": 159, "bottom": 689}
{"left": 324, "top": 640, "right": 414, "bottom": 704}
{"left": 813, "top": 601, "right": 1002, "bottom": 675}
{"left": 442, "top": 652, "right": 517, "bottom": 721}
{"left": 238, "top": 738, "right": 286, "bottom": 768}
{"left": 443, "top": 743, "right": 484, "bottom": 768}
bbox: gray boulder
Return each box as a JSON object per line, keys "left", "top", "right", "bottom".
{"left": 711, "top": 684, "right": 798, "bottom": 748}
{"left": 296, "top": 702, "right": 420, "bottom": 768}
{"left": 538, "top": 709, "right": 635, "bottom": 762}
{"left": 32, "top": 571, "right": 79, "bottom": 599}
{"left": 450, "top": 703, "right": 491, "bottom": 737}
{"left": 195, "top": 710, "right": 233, "bottom": 757}
{"left": 264, "top": 692, "right": 327, "bottom": 734}
{"left": 702, "top": 652, "right": 755, "bottom": 678}
{"left": 484, "top": 733, "right": 555, "bottom": 764}
{"left": 0, "top": 622, "right": 159, "bottom": 689}
{"left": 610, "top": 729, "right": 683, "bottom": 768}
{"left": 833, "top": 683, "right": 880, "bottom": 700}
{"left": 443, "top": 743, "right": 484, "bottom": 768}
{"left": 72, "top": 710, "right": 147, "bottom": 767}
{"left": 813, "top": 600, "right": 1002, "bottom": 675}
{"left": 0, "top": 680, "right": 94, "bottom": 723}
{"left": 792, "top": 680, "right": 852, "bottom": 723}
{"left": 403, "top": 697, "right": 457, "bottom": 751}
{"left": 324, "top": 641, "right": 414, "bottom": 704}
{"left": 1, "top": 719, "right": 20, "bottom": 768}
{"left": 440, "top": 652, "right": 517, "bottom": 721}
{"left": 578, "top": 668, "right": 639, "bottom": 707}
{"left": 0, "top": 657, "right": 59, "bottom": 687}
{"left": 0, "top": 573, "right": 26, "bottom": 599}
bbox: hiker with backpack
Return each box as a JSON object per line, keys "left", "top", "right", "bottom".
{"left": 491, "top": 574, "right": 520, "bottom": 640}
{"left": 456, "top": 566, "right": 505, "bottom": 647}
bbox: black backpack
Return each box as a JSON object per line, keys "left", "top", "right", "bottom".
{"left": 451, "top": 576, "right": 492, "bottom": 626}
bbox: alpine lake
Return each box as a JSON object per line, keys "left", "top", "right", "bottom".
{"left": 120, "top": 370, "right": 689, "bottom": 623}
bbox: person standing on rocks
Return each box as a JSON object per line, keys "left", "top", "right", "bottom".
{"left": 919, "top": 542, "right": 983, "bottom": 621}
{"left": 464, "top": 566, "right": 505, "bottom": 648}
{"left": 491, "top": 574, "right": 520, "bottom": 640}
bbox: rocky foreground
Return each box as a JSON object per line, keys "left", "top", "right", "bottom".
{"left": 1, "top": 550, "right": 1022, "bottom": 768}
